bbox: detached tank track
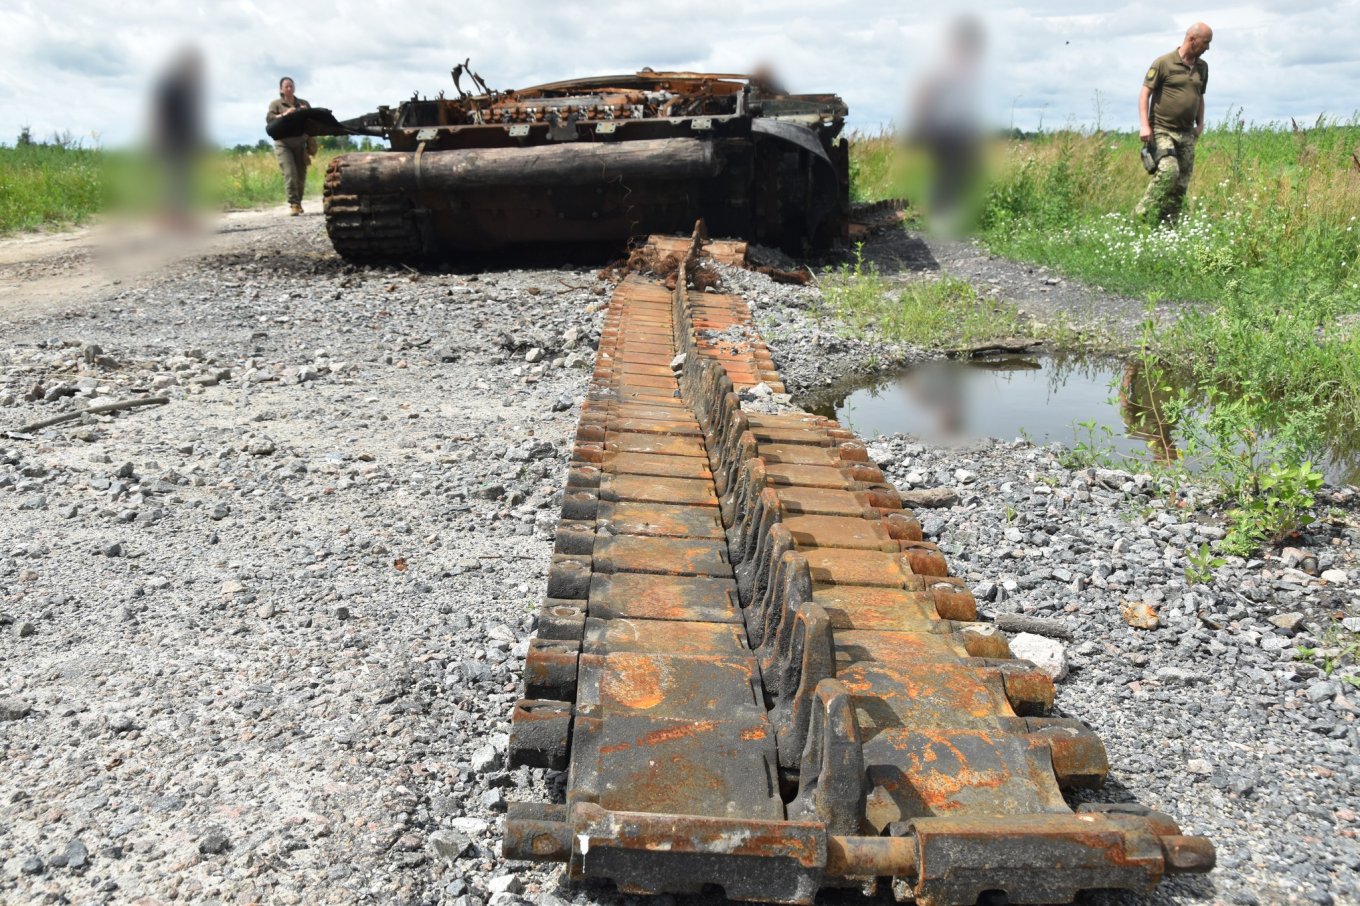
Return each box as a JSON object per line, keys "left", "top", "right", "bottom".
{"left": 323, "top": 160, "right": 426, "bottom": 263}
{"left": 503, "top": 229, "right": 1214, "bottom": 905}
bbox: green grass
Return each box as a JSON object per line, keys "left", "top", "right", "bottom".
{"left": 848, "top": 117, "right": 1360, "bottom": 447}
{"left": 819, "top": 245, "right": 1029, "bottom": 349}
{"left": 0, "top": 144, "right": 346, "bottom": 235}
{"left": 201, "top": 148, "right": 342, "bottom": 211}
{"left": 0, "top": 143, "right": 110, "bottom": 233}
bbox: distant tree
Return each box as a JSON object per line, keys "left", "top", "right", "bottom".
{"left": 256, "top": 139, "right": 271, "bottom": 152}
{"left": 318, "top": 135, "right": 357, "bottom": 151}
{"left": 16, "top": 126, "right": 32, "bottom": 146}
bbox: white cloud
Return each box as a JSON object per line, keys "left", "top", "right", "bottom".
{"left": 1, "top": 0, "right": 1357, "bottom": 148}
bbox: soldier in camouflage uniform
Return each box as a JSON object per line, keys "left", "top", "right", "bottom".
{"left": 266, "top": 77, "right": 311, "bottom": 215}
{"left": 1136, "top": 22, "right": 1212, "bottom": 224}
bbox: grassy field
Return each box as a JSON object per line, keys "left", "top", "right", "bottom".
{"left": 0, "top": 144, "right": 345, "bottom": 234}
{"left": 841, "top": 119, "right": 1360, "bottom": 549}
{"left": 0, "top": 143, "right": 109, "bottom": 233}
{"left": 846, "top": 119, "right": 1360, "bottom": 420}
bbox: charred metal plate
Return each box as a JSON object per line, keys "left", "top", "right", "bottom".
{"left": 604, "top": 432, "right": 708, "bottom": 457}
{"left": 762, "top": 463, "right": 855, "bottom": 489}
{"left": 583, "top": 617, "right": 750, "bottom": 656}
{"left": 593, "top": 535, "right": 731, "bottom": 577}
{"left": 835, "top": 663, "right": 1017, "bottom": 736}
{"left": 580, "top": 714, "right": 783, "bottom": 819}
{"left": 576, "top": 652, "right": 764, "bottom": 719}
{"left": 748, "top": 427, "right": 835, "bottom": 447}
{"left": 801, "top": 549, "right": 915, "bottom": 588}
{"left": 597, "top": 450, "right": 714, "bottom": 479}
{"left": 755, "top": 444, "right": 846, "bottom": 467}
{"left": 861, "top": 729, "right": 1070, "bottom": 831}
{"left": 599, "top": 475, "right": 718, "bottom": 507}
{"left": 809, "top": 585, "right": 941, "bottom": 628}
{"left": 610, "top": 365, "right": 688, "bottom": 382}
{"left": 611, "top": 373, "right": 679, "bottom": 390}
{"left": 568, "top": 806, "right": 824, "bottom": 903}
{"left": 588, "top": 573, "right": 741, "bottom": 623}
{"left": 775, "top": 487, "right": 881, "bottom": 518}
{"left": 906, "top": 814, "right": 1170, "bottom": 906}
{"left": 598, "top": 502, "right": 725, "bottom": 539}
{"left": 833, "top": 629, "right": 972, "bottom": 668}
{"left": 782, "top": 515, "right": 897, "bottom": 551}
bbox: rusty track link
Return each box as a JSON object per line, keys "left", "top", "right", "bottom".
{"left": 323, "top": 159, "right": 427, "bottom": 262}
{"left": 504, "top": 228, "right": 1214, "bottom": 905}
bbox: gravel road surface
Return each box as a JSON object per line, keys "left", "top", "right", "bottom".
{"left": 2, "top": 211, "right": 1356, "bottom": 906}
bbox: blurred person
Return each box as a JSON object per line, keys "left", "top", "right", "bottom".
{"left": 909, "top": 16, "right": 985, "bottom": 237}
{"left": 1135, "top": 22, "right": 1212, "bottom": 224}
{"left": 151, "top": 46, "right": 204, "bottom": 230}
{"left": 266, "top": 77, "right": 313, "bottom": 215}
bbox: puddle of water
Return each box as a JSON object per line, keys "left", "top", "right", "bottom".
{"left": 808, "top": 354, "right": 1360, "bottom": 485}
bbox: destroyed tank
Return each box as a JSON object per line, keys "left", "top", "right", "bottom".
{"left": 314, "top": 69, "right": 849, "bottom": 262}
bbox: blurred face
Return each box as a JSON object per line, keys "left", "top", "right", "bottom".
{"left": 1187, "top": 30, "right": 1212, "bottom": 56}
{"left": 280, "top": 79, "right": 296, "bottom": 99}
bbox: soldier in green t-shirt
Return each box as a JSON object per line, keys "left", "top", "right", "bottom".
{"left": 266, "top": 77, "right": 312, "bottom": 216}
{"left": 1135, "top": 22, "right": 1212, "bottom": 223}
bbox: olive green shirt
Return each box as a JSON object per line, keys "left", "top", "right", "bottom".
{"left": 1143, "top": 51, "right": 1207, "bottom": 133}
{"left": 266, "top": 96, "right": 310, "bottom": 125}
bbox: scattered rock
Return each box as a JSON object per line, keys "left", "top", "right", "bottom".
{"left": 62, "top": 839, "right": 89, "bottom": 871}
{"left": 470, "top": 744, "right": 502, "bottom": 774}
{"left": 487, "top": 875, "right": 524, "bottom": 896}
{"left": 197, "top": 830, "right": 230, "bottom": 855}
{"left": 1120, "top": 600, "right": 1161, "bottom": 630}
{"left": 0, "top": 697, "right": 33, "bottom": 721}
{"left": 429, "top": 829, "right": 472, "bottom": 861}
{"left": 1008, "top": 632, "right": 1069, "bottom": 681}
{"left": 1269, "top": 612, "right": 1306, "bottom": 634}
{"left": 901, "top": 487, "right": 959, "bottom": 509}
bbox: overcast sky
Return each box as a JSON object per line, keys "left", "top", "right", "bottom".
{"left": 3, "top": 1, "right": 1357, "bottom": 149}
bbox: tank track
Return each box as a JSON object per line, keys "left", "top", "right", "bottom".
{"left": 503, "top": 228, "right": 1214, "bottom": 904}
{"left": 322, "top": 160, "right": 426, "bottom": 264}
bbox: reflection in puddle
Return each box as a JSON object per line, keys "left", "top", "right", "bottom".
{"left": 807, "top": 354, "right": 1359, "bottom": 484}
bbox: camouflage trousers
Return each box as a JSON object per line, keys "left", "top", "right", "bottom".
{"left": 1135, "top": 130, "right": 1196, "bottom": 224}
{"left": 273, "top": 138, "right": 309, "bottom": 206}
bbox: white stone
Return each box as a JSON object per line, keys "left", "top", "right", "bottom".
{"left": 1008, "top": 632, "right": 1068, "bottom": 681}
{"left": 1322, "top": 569, "right": 1348, "bottom": 585}
{"left": 488, "top": 875, "right": 524, "bottom": 896}
{"left": 451, "top": 817, "right": 490, "bottom": 836}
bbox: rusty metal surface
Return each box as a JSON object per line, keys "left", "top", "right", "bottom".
{"left": 320, "top": 71, "right": 850, "bottom": 260}
{"left": 505, "top": 228, "right": 1214, "bottom": 904}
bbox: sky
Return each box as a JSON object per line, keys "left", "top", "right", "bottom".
{"left": 2, "top": 0, "right": 1357, "bottom": 149}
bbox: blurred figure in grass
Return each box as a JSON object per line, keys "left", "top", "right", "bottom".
{"left": 150, "top": 46, "right": 204, "bottom": 231}
{"left": 908, "top": 15, "right": 986, "bottom": 238}
{"left": 266, "top": 77, "right": 313, "bottom": 215}
{"left": 1136, "top": 22, "right": 1213, "bottom": 224}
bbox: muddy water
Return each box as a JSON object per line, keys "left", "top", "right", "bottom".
{"left": 806, "top": 354, "right": 1360, "bottom": 485}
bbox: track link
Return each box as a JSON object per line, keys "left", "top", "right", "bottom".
{"left": 323, "top": 159, "right": 426, "bottom": 263}
{"left": 504, "top": 228, "right": 1214, "bottom": 905}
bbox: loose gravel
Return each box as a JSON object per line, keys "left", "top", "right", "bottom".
{"left": 2, "top": 217, "right": 1357, "bottom": 906}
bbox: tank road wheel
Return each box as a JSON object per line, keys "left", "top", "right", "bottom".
{"left": 323, "top": 159, "right": 427, "bottom": 264}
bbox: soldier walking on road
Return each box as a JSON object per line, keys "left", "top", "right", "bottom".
{"left": 266, "top": 77, "right": 312, "bottom": 215}
{"left": 1136, "top": 22, "right": 1212, "bottom": 224}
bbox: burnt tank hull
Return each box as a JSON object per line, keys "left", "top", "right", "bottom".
{"left": 320, "top": 71, "right": 849, "bottom": 262}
